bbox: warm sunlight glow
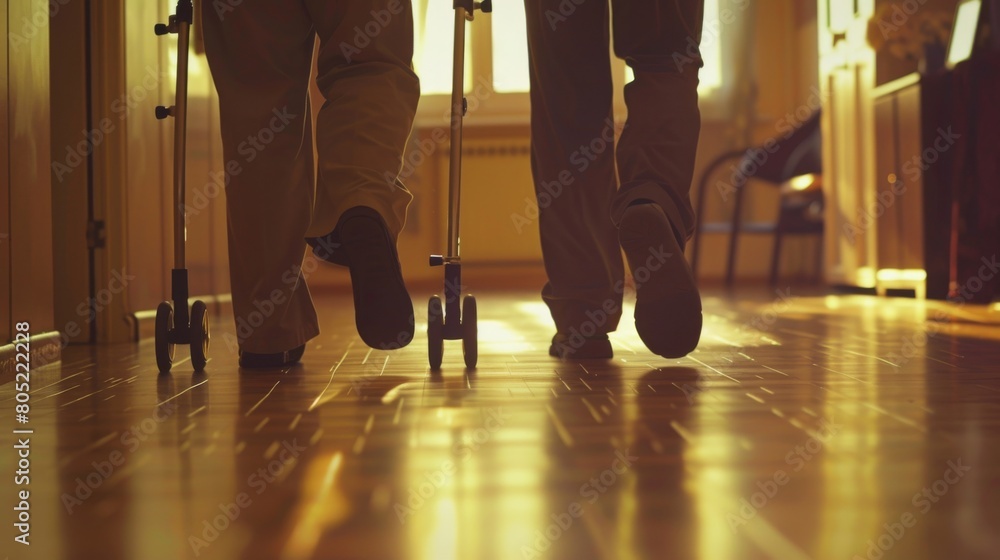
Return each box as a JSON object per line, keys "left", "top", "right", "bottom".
{"left": 415, "top": 1, "right": 473, "bottom": 95}
{"left": 491, "top": 7, "right": 531, "bottom": 93}
{"left": 857, "top": 267, "right": 877, "bottom": 288}
{"left": 516, "top": 301, "right": 556, "bottom": 327}
{"left": 876, "top": 269, "right": 928, "bottom": 282}
{"left": 948, "top": 0, "right": 982, "bottom": 67}
{"left": 789, "top": 173, "right": 819, "bottom": 191}
{"left": 477, "top": 320, "right": 534, "bottom": 353}
{"left": 283, "top": 452, "right": 348, "bottom": 560}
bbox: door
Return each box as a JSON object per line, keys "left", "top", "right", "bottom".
{"left": 819, "top": 0, "right": 877, "bottom": 288}
{"left": 49, "top": 0, "right": 93, "bottom": 345}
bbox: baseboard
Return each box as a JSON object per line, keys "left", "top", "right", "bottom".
{"left": 0, "top": 331, "right": 63, "bottom": 384}
{"left": 129, "top": 294, "right": 233, "bottom": 342}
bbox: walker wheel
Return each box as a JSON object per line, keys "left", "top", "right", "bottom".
{"left": 155, "top": 301, "right": 175, "bottom": 374}
{"left": 462, "top": 295, "right": 478, "bottom": 369}
{"left": 428, "top": 296, "right": 444, "bottom": 370}
{"left": 190, "top": 300, "right": 210, "bottom": 372}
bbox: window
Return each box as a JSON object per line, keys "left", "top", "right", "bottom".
{"left": 490, "top": 4, "right": 531, "bottom": 93}
{"left": 413, "top": 0, "right": 473, "bottom": 95}
{"left": 412, "top": 1, "right": 531, "bottom": 126}
{"left": 413, "top": 0, "right": 723, "bottom": 125}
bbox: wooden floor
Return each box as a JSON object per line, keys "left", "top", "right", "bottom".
{"left": 4, "top": 288, "right": 1000, "bottom": 560}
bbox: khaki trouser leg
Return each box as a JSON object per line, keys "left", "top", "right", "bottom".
{"left": 202, "top": 2, "right": 319, "bottom": 354}
{"left": 202, "top": 1, "right": 418, "bottom": 353}
{"left": 524, "top": 0, "right": 703, "bottom": 335}
{"left": 525, "top": 0, "right": 624, "bottom": 335}
{"left": 303, "top": 0, "right": 420, "bottom": 241}
{"left": 609, "top": 0, "right": 704, "bottom": 245}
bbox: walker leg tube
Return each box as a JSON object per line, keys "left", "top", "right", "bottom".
{"left": 171, "top": 268, "right": 190, "bottom": 341}
{"left": 446, "top": 8, "right": 467, "bottom": 260}
{"left": 172, "top": 1, "right": 192, "bottom": 270}
{"left": 444, "top": 263, "right": 462, "bottom": 339}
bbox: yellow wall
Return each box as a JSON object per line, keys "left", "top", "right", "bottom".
{"left": 3, "top": 0, "right": 56, "bottom": 344}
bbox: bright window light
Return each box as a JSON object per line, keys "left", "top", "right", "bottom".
{"left": 947, "top": 0, "right": 982, "bottom": 67}
{"left": 697, "top": 0, "right": 723, "bottom": 92}
{"left": 413, "top": 0, "right": 724, "bottom": 116}
{"left": 491, "top": 5, "right": 531, "bottom": 93}
{"left": 414, "top": 2, "right": 472, "bottom": 95}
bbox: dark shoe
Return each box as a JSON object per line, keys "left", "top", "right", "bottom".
{"left": 337, "top": 206, "right": 414, "bottom": 349}
{"left": 549, "top": 333, "right": 613, "bottom": 360}
{"left": 618, "top": 203, "right": 701, "bottom": 358}
{"left": 305, "top": 229, "right": 349, "bottom": 267}
{"left": 238, "top": 344, "right": 305, "bottom": 369}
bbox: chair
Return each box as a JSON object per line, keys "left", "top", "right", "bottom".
{"left": 690, "top": 110, "right": 824, "bottom": 286}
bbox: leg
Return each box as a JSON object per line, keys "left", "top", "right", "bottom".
{"left": 201, "top": 1, "right": 320, "bottom": 356}
{"left": 525, "top": 0, "right": 623, "bottom": 358}
{"left": 611, "top": 0, "right": 705, "bottom": 358}
{"left": 725, "top": 182, "right": 746, "bottom": 287}
{"left": 303, "top": 0, "right": 419, "bottom": 242}
{"left": 610, "top": 0, "right": 703, "bottom": 236}
{"left": 303, "top": 0, "right": 420, "bottom": 349}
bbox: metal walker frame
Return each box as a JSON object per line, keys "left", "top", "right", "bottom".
{"left": 153, "top": 0, "right": 210, "bottom": 374}
{"left": 427, "top": 0, "right": 492, "bottom": 370}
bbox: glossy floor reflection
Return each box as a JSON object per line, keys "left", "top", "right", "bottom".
{"left": 3, "top": 289, "right": 1000, "bottom": 560}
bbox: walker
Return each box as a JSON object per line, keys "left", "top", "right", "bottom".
{"left": 427, "top": 0, "right": 492, "bottom": 369}
{"left": 152, "top": 0, "right": 210, "bottom": 373}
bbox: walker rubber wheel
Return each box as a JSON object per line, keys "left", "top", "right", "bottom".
{"left": 428, "top": 296, "right": 444, "bottom": 370}
{"left": 190, "top": 300, "right": 210, "bottom": 372}
{"left": 155, "top": 301, "right": 175, "bottom": 374}
{"left": 462, "top": 295, "right": 477, "bottom": 369}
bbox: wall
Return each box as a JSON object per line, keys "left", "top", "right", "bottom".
{"left": 2, "top": 0, "right": 58, "bottom": 369}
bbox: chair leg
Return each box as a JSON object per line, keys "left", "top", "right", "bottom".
{"left": 725, "top": 233, "right": 740, "bottom": 287}
{"left": 769, "top": 229, "right": 783, "bottom": 287}
{"left": 725, "top": 185, "right": 747, "bottom": 287}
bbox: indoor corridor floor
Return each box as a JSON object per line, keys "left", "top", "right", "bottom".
{"left": 3, "top": 288, "right": 1000, "bottom": 560}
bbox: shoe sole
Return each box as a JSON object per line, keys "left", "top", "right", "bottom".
{"left": 618, "top": 204, "right": 701, "bottom": 358}
{"left": 339, "top": 213, "right": 415, "bottom": 349}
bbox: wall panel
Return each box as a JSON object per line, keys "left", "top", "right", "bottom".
{"left": 50, "top": 0, "right": 92, "bottom": 344}
{"left": 8, "top": 0, "right": 55, "bottom": 335}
